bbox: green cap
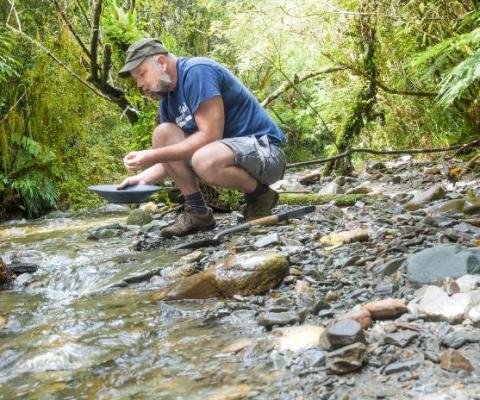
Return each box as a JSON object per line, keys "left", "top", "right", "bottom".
{"left": 118, "top": 38, "right": 168, "bottom": 78}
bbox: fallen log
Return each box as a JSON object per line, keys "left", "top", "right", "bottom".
{"left": 278, "top": 193, "right": 377, "bottom": 207}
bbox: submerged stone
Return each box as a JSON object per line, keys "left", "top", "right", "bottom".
{"left": 272, "top": 324, "right": 325, "bottom": 352}
{"left": 404, "top": 184, "right": 446, "bottom": 210}
{"left": 150, "top": 251, "right": 289, "bottom": 301}
{"left": 126, "top": 209, "right": 153, "bottom": 226}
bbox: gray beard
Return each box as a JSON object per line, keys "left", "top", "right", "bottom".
{"left": 145, "top": 78, "right": 170, "bottom": 100}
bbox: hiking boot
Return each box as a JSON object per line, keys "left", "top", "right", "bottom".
{"left": 241, "top": 187, "right": 279, "bottom": 221}
{"left": 161, "top": 206, "right": 215, "bottom": 238}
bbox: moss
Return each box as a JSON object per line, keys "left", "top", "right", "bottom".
{"left": 126, "top": 209, "right": 153, "bottom": 226}
{"left": 279, "top": 193, "right": 377, "bottom": 207}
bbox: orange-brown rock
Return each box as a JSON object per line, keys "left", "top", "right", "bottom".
{"left": 151, "top": 251, "right": 289, "bottom": 302}
{"left": 338, "top": 308, "right": 373, "bottom": 329}
{"left": 363, "top": 298, "right": 407, "bottom": 319}
{"left": 440, "top": 349, "right": 474, "bottom": 372}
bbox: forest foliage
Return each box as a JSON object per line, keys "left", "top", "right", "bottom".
{"left": 1, "top": 0, "right": 480, "bottom": 218}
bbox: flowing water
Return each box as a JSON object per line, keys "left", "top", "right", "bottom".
{"left": 0, "top": 212, "right": 275, "bottom": 399}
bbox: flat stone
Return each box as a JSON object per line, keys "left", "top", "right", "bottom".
{"left": 440, "top": 349, "right": 474, "bottom": 372}
{"left": 363, "top": 298, "right": 407, "bottom": 319}
{"left": 327, "top": 319, "right": 365, "bottom": 349}
{"left": 404, "top": 184, "right": 446, "bottom": 211}
{"left": 428, "top": 199, "right": 466, "bottom": 215}
{"left": 140, "top": 219, "right": 169, "bottom": 233}
{"left": 87, "top": 223, "right": 126, "bottom": 240}
{"left": 272, "top": 324, "right": 326, "bottom": 352}
{"left": 373, "top": 257, "right": 405, "bottom": 275}
{"left": 318, "top": 182, "right": 344, "bottom": 195}
{"left": 383, "top": 360, "right": 421, "bottom": 375}
{"left": 301, "top": 348, "right": 326, "bottom": 368}
{"left": 406, "top": 245, "right": 480, "bottom": 285}
{"left": 441, "top": 329, "right": 480, "bottom": 348}
{"left": 258, "top": 311, "right": 302, "bottom": 328}
{"left": 254, "top": 233, "right": 280, "bottom": 248}
{"left": 384, "top": 330, "right": 418, "bottom": 347}
{"left": 326, "top": 343, "right": 366, "bottom": 375}
{"left": 408, "top": 286, "right": 480, "bottom": 324}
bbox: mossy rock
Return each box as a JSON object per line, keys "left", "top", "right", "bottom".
{"left": 279, "top": 193, "right": 377, "bottom": 207}
{"left": 126, "top": 209, "right": 153, "bottom": 226}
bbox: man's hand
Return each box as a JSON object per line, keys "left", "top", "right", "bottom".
{"left": 123, "top": 149, "right": 157, "bottom": 171}
{"left": 117, "top": 175, "right": 145, "bottom": 189}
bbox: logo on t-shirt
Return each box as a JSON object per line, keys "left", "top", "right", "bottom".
{"left": 175, "top": 102, "right": 193, "bottom": 128}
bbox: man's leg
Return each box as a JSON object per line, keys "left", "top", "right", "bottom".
{"left": 153, "top": 123, "right": 215, "bottom": 237}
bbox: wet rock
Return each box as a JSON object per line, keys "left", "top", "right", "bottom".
{"left": 392, "top": 193, "right": 413, "bottom": 204}
{"left": 326, "top": 343, "right": 366, "bottom": 375}
{"left": 428, "top": 199, "right": 466, "bottom": 215}
{"left": 87, "top": 223, "right": 126, "bottom": 240}
{"left": 258, "top": 311, "right": 303, "bottom": 328}
{"left": 150, "top": 251, "right": 289, "bottom": 301}
{"left": 337, "top": 308, "right": 373, "bottom": 329}
{"left": 221, "top": 338, "right": 255, "bottom": 354}
{"left": 345, "top": 183, "right": 371, "bottom": 195}
{"left": 140, "top": 220, "right": 169, "bottom": 233}
{"left": 327, "top": 319, "right": 365, "bottom": 349}
{"left": 8, "top": 262, "right": 39, "bottom": 275}
{"left": 254, "top": 233, "right": 280, "bottom": 248}
{"left": 301, "top": 348, "right": 326, "bottom": 368}
{"left": 408, "top": 285, "right": 480, "bottom": 324}
{"left": 0, "top": 316, "right": 5, "bottom": 330}
{"left": 272, "top": 325, "right": 326, "bottom": 352}
{"left": 0, "top": 259, "right": 12, "bottom": 286}
{"left": 126, "top": 209, "right": 153, "bottom": 226}
{"left": 363, "top": 298, "right": 407, "bottom": 319}
{"left": 383, "top": 360, "right": 421, "bottom": 375}
{"left": 318, "top": 182, "right": 344, "bottom": 195}
{"left": 406, "top": 245, "right": 480, "bottom": 285}
{"left": 404, "top": 184, "right": 446, "bottom": 211}
{"left": 440, "top": 349, "right": 474, "bottom": 372}
{"left": 441, "top": 329, "right": 480, "bottom": 348}
{"left": 456, "top": 274, "right": 480, "bottom": 292}
{"left": 373, "top": 257, "right": 405, "bottom": 275}
{"left": 384, "top": 330, "right": 418, "bottom": 348}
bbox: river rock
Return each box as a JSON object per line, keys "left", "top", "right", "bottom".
{"left": 319, "top": 229, "right": 369, "bottom": 247}
{"left": 373, "top": 257, "right": 405, "bottom": 275}
{"left": 441, "top": 329, "right": 480, "bottom": 348}
{"left": 404, "top": 184, "right": 446, "bottom": 211}
{"left": 139, "top": 201, "right": 158, "bottom": 214}
{"left": 383, "top": 360, "right": 421, "bottom": 375}
{"left": 0, "top": 316, "right": 5, "bottom": 330}
{"left": 326, "top": 343, "right": 366, "bottom": 375}
{"left": 384, "top": 330, "right": 418, "bottom": 347}
{"left": 327, "top": 319, "right": 365, "bottom": 349}
{"left": 271, "top": 179, "right": 306, "bottom": 192}
{"left": 456, "top": 274, "right": 480, "bottom": 292}
{"left": 259, "top": 311, "right": 303, "bottom": 328}
{"left": 363, "top": 298, "right": 407, "bottom": 319}
{"left": 0, "top": 259, "right": 12, "bottom": 286}
{"left": 337, "top": 308, "right": 373, "bottom": 329}
{"left": 406, "top": 245, "right": 480, "bottom": 285}
{"left": 468, "top": 304, "right": 480, "bottom": 323}
{"left": 272, "top": 324, "right": 326, "bottom": 352}
{"left": 428, "top": 199, "right": 466, "bottom": 215}
{"left": 150, "top": 251, "right": 289, "bottom": 301}
{"left": 318, "top": 182, "right": 344, "bottom": 195}
{"left": 408, "top": 285, "right": 480, "bottom": 324}
{"left": 127, "top": 209, "right": 153, "bottom": 226}
{"left": 440, "top": 349, "right": 474, "bottom": 372}
{"left": 254, "top": 233, "right": 280, "bottom": 248}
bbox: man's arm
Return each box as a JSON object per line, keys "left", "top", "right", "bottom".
{"left": 124, "top": 96, "right": 225, "bottom": 170}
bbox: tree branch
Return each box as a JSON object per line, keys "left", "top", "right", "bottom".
{"left": 261, "top": 67, "right": 345, "bottom": 108}
{"left": 286, "top": 139, "right": 480, "bottom": 169}
{"left": 102, "top": 44, "right": 112, "bottom": 84}
{"left": 52, "top": 0, "right": 91, "bottom": 58}
{"left": 90, "top": 0, "right": 102, "bottom": 81}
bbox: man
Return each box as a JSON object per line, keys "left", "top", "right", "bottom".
{"left": 118, "top": 38, "right": 286, "bottom": 237}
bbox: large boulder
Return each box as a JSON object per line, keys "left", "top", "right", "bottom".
{"left": 404, "top": 184, "right": 446, "bottom": 211}
{"left": 151, "top": 251, "right": 289, "bottom": 301}
{"left": 407, "top": 245, "right": 480, "bottom": 285}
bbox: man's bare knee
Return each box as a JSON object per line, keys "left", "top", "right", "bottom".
{"left": 152, "top": 123, "right": 185, "bottom": 148}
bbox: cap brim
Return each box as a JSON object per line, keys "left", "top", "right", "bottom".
{"left": 118, "top": 57, "right": 145, "bottom": 78}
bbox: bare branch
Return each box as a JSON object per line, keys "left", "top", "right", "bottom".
{"left": 75, "top": 0, "right": 91, "bottom": 28}
{"left": 286, "top": 139, "right": 480, "bottom": 169}
{"left": 52, "top": 0, "right": 92, "bottom": 58}
{"left": 261, "top": 67, "right": 345, "bottom": 108}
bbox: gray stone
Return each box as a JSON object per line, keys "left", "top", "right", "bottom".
{"left": 326, "top": 343, "right": 366, "bottom": 375}
{"left": 468, "top": 304, "right": 480, "bottom": 323}
{"left": 140, "top": 219, "right": 169, "bottom": 233}
{"left": 301, "top": 348, "right": 326, "bottom": 368}
{"left": 327, "top": 319, "right": 365, "bottom": 349}
{"left": 392, "top": 193, "right": 413, "bottom": 204}
{"left": 404, "top": 184, "right": 446, "bottom": 211}
{"left": 87, "top": 223, "right": 126, "bottom": 240}
{"left": 428, "top": 199, "right": 466, "bottom": 215}
{"left": 384, "top": 330, "right": 418, "bottom": 347}
{"left": 383, "top": 360, "right": 421, "bottom": 375}
{"left": 318, "top": 182, "right": 344, "bottom": 195}
{"left": 254, "top": 233, "right": 281, "bottom": 248}
{"left": 258, "top": 311, "right": 303, "bottom": 328}
{"left": 126, "top": 209, "right": 153, "bottom": 226}
{"left": 406, "top": 244, "right": 480, "bottom": 284}
{"left": 441, "top": 329, "right": 480, "bottom": 349}
{"left": 374, "top": 257, "right": 405, "bottom": 275}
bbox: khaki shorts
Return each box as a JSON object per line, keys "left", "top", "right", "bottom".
{"left": 220, "top": 135, "right": 286, "bottom": 185}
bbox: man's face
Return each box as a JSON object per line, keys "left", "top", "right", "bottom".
{"left": 131, "top": 57, "right": 171, "bottom": 100}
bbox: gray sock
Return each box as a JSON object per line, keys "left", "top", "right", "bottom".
{"left": 184, "top": 191, "right": 209, "bottom": 214}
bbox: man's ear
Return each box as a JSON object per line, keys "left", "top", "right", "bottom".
{"left": 156, "top": 54, "right": 168, "bottom": 71}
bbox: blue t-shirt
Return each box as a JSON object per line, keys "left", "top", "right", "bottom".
{"left": 159, "top": 57, "right": 285, "bottom": 145}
